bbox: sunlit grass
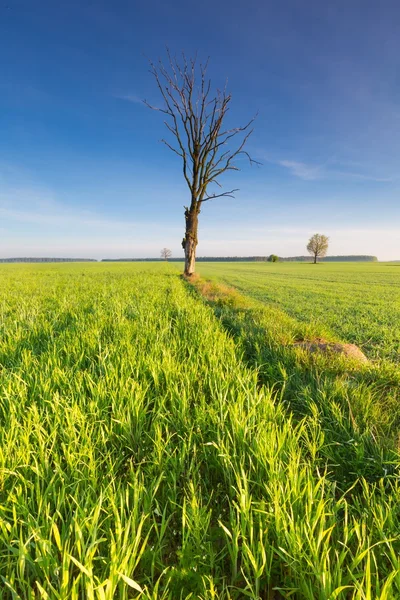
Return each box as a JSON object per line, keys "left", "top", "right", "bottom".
{"left": 0, "top": 262, "right": 399, "bottom": 599}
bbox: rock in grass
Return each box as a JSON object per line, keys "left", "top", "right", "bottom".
{"left": 293, "top": 338, "right": 369, "bottom": 364}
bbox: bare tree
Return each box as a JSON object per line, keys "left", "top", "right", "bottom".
{"left": 145, "top": 50, "right": 259, "bottom": 276}
{"left": 160, "top": 247, "right": 172, "bottom": 261}
{"left": 307, "top": 233, "right": 329, "bottom": 264}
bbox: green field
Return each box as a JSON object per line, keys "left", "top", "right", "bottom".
{"left": 198, "top": 261, "right": 400, "bottom": 362}
{"left": 0, "top": 262, "right": 399, "bottom": 599}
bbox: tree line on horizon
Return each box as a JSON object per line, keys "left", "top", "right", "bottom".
{"left": 101, "top": 255, "right": 378, "bottom": 263}
{"left": 0, "top": 258, "right": 97, "bottom": 263}
{"left": 0, "top": 255, "right": 378, "bottom": 264}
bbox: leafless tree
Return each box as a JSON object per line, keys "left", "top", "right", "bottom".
{"left": 307, "top": 233, "right": 329, "bottom": 263}
{"left": 160, "top": 247, "right": 172, "bottom": 261}
{"left": 145, "top": 50, "right": 259, "bottom": 276}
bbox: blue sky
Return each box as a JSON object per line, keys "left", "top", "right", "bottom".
{"left": 1, "top": 0, "right": 399, "bottom": 259}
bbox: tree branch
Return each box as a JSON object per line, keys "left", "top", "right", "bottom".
{"left": 199, "top": 189, "right": 239, "bottom": 203}
{"left": 145, "top": 50, "right": 260, "bottom": 204}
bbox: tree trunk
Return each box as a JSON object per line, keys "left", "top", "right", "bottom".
{"left": 314, "top": 254, "right": 317, "bottom": 264}
{"left": 183, "top": 206, "right": 199, "bottom": 276}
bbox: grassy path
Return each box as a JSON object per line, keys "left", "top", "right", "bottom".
{"left": 197, "top": 262, "right": 400, "bottom": 362}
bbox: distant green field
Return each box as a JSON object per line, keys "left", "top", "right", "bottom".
{"left": 197, "top": 262, "right": 400, "bottom": 362}
{"left": 0, "top": 262, "right": 399, "bottom": 599}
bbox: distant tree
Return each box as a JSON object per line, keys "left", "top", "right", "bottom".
{"left": 160, "top": 248, "right": 172, "bottom": 261}
{"left": 307, "top": 234, "right": 329, "bottom": 264}
{"left": 145, "top": 50, "right": 259, "bottom": 276}
{"left": 268, "top": 254, "right": 279, "bottom": 262}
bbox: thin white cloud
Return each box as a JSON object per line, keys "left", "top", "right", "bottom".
{"left": 0, "top": 164, "right": 398, "bottom": 260}
{"left": 0, "top": 237, "right": 183, "bottom": 259}
{"left": 0, "top": 187, "right": 180, "bottom": 238}
{"left": 0, "top": 202, "right": 133, "bottom": 230}
{"left": 278, "top": 160, "right": 322, "bottom": 180}
{"left": 113, "top": 93, "right": 143, "bottom": 105}
{"left": 1, "top": 196, "right": 399, "bottom": 259}
{"left": 335, "top": 170, "right": 392, "bottom": 182}
{"left": 266, "top": 157, "right": 392, "bottom": 182}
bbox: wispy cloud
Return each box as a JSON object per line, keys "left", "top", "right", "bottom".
{"left": 0, "top": 184, "right": 180, "bottom": 236}
{"left": 0, "top": 189, "right": 398, "bottom": 260}
{"left": 277, "top": 160, "right": 322, "bottom": 180}
{"left": 113, "top": 93, "right": 143, "bottom": 105}
{"left": 0, "top": 188, "right": 183, "bottom": 259}
{"left": 265, "top": 156, "right": 392, "bottom": 182}
{"left": 0, "top": 203, "right": 129, "bottom": 230}
{"left": 333, "top": 170, "right": 392, "bottom": 183}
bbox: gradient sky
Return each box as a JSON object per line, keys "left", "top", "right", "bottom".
{"left": 1, "top": 0, "right": 400, "bottom": 259}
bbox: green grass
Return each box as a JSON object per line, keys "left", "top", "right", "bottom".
{"left": 197, "top": 262, "right": 400, "bottom": 362}
{"left": 0, "top": 262, "right": 399, "bottom": 599}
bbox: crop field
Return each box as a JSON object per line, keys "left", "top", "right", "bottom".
{"left": 198, "top": 262, "right": 400, "bottom": 362}
{"left": 0, "top": 262, "right": 399, "bottom": 599}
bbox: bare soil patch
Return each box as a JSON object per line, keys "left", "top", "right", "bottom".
{"left": 293, "top": 338, "right": 368, "bottom": 364}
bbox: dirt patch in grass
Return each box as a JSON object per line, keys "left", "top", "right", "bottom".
{"left": 293, "top": 338, "right": 369, "bottom": 364}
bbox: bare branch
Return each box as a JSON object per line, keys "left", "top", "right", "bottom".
{"left": 161, "top": 139, "right": 184, "bottom": 158}
{"left": 143, "top": 100, "right": 171, "bottom": 115}
{"left": 199, "top": 189, "right": 239, "bottom": 203}
{"left": 146, "top": 50, "right": 260, "bottom": 204}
